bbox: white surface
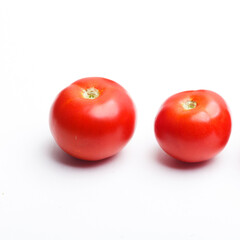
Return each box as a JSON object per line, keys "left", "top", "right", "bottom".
{"left": 1, "top": 0, "right": 240, "bottom": 239}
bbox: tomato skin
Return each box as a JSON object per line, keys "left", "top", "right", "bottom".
{"left": 50, "top": 77, "right": 136, "bottom": 161}
{"left": 154, "top": 90, "right": 231, "bottom": 163}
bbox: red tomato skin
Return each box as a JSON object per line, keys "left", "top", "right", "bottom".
{"left": 154, "top": 90, "right": 231, "bottom": 163}
{"left": 50, "top": 77, "right": 136, "bottom": 161}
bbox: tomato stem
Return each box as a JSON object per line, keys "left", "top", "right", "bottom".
{"left": 182, "top": 100, "right": 197, "bottom": 110}
{"left": 82, "top": 87, "right": 100, "bottom": 99}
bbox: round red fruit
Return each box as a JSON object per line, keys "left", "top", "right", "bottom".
{"left": 154, "top": 90, "right": 231, "bottom": 163}
{"left": 50, "top": 77, "right": 136, "bottom": 161}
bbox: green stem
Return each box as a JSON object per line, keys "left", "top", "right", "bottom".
{"left": 182, "top": 100, "right": 197, "bottom": 110}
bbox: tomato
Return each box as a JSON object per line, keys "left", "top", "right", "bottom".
{"left": 154, "top": 90, "right": 231, "bottom": 163}
{"left": 50, "top": 77, "right": 136, "bottom": 161}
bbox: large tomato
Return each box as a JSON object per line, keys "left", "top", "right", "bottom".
{"left": 50, "top": 77, "right": 136, "bottom": 161}
{"left": 154, "top": 90, "right": 231, "bottom": 163}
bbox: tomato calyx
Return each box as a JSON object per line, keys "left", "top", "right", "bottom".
{"left": 82, "top": 87, "right": 100, "bottom": 99}
{"left": 182, "top": 100, "right": 197, "bottom": 110}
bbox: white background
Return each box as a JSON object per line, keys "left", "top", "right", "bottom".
{"left": 1, "top": 0, "right": 240, "bottom": 239}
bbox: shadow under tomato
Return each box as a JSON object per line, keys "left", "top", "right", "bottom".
{"left": 48, "top": 141, "right": 119, "bottom": 168}
{"left": 154, "top": 147, "right": 215, "bottom": 170}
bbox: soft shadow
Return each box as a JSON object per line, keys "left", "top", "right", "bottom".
{"left": 48, "top": 142, "right": 119, "bottom": 168}
{"left": 154, "top": 147, "right": 215, "bottom": 170}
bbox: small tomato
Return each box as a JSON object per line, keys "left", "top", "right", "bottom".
{"left": 154, "top": 90, "right": 231, "bottom": 163}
